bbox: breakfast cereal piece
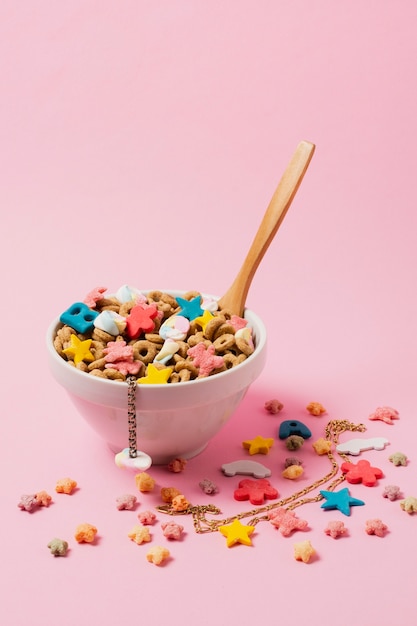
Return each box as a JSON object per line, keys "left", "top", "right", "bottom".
{"left": 160, "top": 487, "right": 182, "bottom": 504}
{"left": 35, "top": 491, "right": 52, "bottom": 507}
{"left": 55, "top": 478, "right": 77, "bottom": 494}
{"left": 161, "top": 522, "right": 184, "bottom": 540}
{"left": 294, "top": 540, "right": 315, "bottom": 563}
{"left": 128, "top": 525, "right": 151, "bottom": 545}
{"left": 83, "top": 286, "right": 107, "bottom": 308}
{"left": 199, "top": 478, "right": 218, "bottom": 494}
{"left": 63, "top": 335, "right": 95, "bottom": 366}
{"left": 234, "top": 479, "right": 278, "bottom": 505}
{"left": 389, "top": 452, "right": 408, "bottom": 466}
{"left": 285, "top": 435, "right": 305, "bottom": 451}
{"left": 47, "top": 538, "right": 69, "bottom": 556}
{"left": 171, "top": 495, "right": 190, "bottom": 512}
{"left": 368, "top": 406, "right": 399, "bottom": 424}
{"left": 268, "top": 508, "right": 308, "bottom": 536}
{"left": 242, "top": 435, "right": 274, "bottom": 455}
{"left": 306, "top": 401, "right": 326, "bottom": 416}
{"left": 146, "top": 546, "right": 170, "bottom": 565}
{"left": 187, "top": 343, "right": 224, "bottom": 377}
{"left": 116, "top": 494, "right": 138, "bottom": 510}
{"left": 74, "top": 523, "right": 98, "bottom": 543}
{"left": 282, "top": 465, "right": 304, "bottom": 480}
{"left": 137, "top": 363, "right": 173, "bottom": 384}
{"left": 324, "top": 520, "right": 347, "bottom": 539}
{"left": 382, "top": 485, "right": 401, "bottom": 501}
{"left": 135, "top": 472, "right": 155, "bottom": 492}
{"left": 365, "top": 519, "right": 388, "bottom": 537}
{"left": 264, "top": 399, "right": 284, "bottom": 414}
{"left": 312, "top": 438, "right": 332, "bottom": 455}
{"left": 167, "top": 458, "right": 187, "bottom": 473}
{"left": 137, "top": 510, "right": 157, "bottom": 525}
{"left": 17, "top": 494, "right": 39, "bottom": 512}
{"left": 284, "top": 457, "right": 302, "bottom": 468}
{"left": 399, "top": 497, "right": 417, "bottom": 513}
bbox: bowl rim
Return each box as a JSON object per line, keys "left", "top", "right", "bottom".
{"left": 46, "top": 290, "right": 267, "bottom": 394}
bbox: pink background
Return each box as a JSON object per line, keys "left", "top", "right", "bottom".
{"left": 2, "top": 2, "right": 417, "bottom": 624}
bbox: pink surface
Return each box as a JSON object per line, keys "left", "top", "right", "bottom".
{"left": 2, "top": 1, "right": 417, "bottom": 624}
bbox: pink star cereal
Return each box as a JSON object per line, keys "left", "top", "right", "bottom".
{"left": 116, "top": 494, "right": 138, "bottom": 510}
{"left": 137, "top": 510, "right": 157, "bottom": 525}
{"left": 368, "top": 406, "right": 399, "bottom": 424}
{"left": 268, "top": 508, "right": 308, "bottom": 536}
{"left": 365, "top": 519, "right": 388, "bottom": 537}
{"left": 324, "top": 520, "right": 348, "bottom": 539}
{"left": 161, "top": 522, "right": 184, "bottom": 540}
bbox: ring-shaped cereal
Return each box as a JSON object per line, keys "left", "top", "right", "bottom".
{"left": 235, "top": 335, "right": 255, "bottom": 357}
{"left": 213, "top": 333, "right": 236, "bottom": 353}
{"left": 174, "top": 360, "right": 199, "bottom": 378}
{"left": 132, "top": 340, "right": 160, "bottom": 364}
{"left": 203, "top": 316, "right": 226, "bottom": 341}
{"left": 222, "top": 353, "right": 247, "bottom": 369}
{"left": 213, "top": 323, "right": 236, "bottom": 340}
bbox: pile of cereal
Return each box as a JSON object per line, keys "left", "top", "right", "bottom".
{"left": 54, "top": 286, "right": 255, "bottom": 383}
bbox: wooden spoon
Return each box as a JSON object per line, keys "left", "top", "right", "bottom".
{"left": 218, "top": 140, "right": 316, "bottom": 316}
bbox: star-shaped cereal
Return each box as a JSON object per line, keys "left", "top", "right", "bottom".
{"left": 62, "top": 334, "right": 94, "bottom": 366}
{"left": 74, "top": 523, "right": 98, "bottom": 543}
{"left": 83, "top": 286, "right": 107, "bottom": 308}
{"left": 128, "top": 525, "right": 151, "bottom": 545}
{"left": 242, "top": 435, "right": 274, "bottom": 455}
{"left": 365, "top": 519, "right": 388, "bottom": 537}
{"left": 294, "top": 540, "right": 316, "bottom": 563}
{"left": 47, "top": 538, "right": 69, "bottom": 556}
{"left": 218, "top": 519, "right": 255, "bottom": 547}
{"left": 268, "top": 508, "right": 308, "bottom": 536}
{"left": 187, "top": 343, "right": 224, "bottom": 377}
{"left": 400, "top": 496, "right": 417, "bottom": 514}
{"left": 146, "top": 546, "right": 170, "bottom": 565}
{"left": 137, "top": 364, "right": 173, "bottom": 384}
{"left": 312, "top": 438, "right": 333, "bottom": 455}
{"left": 340, "top": 459, "right": 383, "bottom": 487}
{"left": 55, "top": 477, "right": 77, "bottom": 494}
{"left": 17, "top": 494, "right": 39, "bottom": 512}
{"left": 193, "top": 309, "right": 215, "bottom": 331}
{"left": 324, "top": 520, "right": 347, "bottom": 539}
{"left": 35, "top": 491, "right": 52, "bottom": 507}
{"left": 368, "top": 406, "right": 399, "bottom": 424}
{"left": 176, "top": 296, "right": 204, "bottom": 321}
{"left": 306, "top": 401, "right": 326, "bottom": 416}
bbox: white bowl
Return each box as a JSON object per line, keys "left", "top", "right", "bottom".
{"left": 46, "top": 292, "right": 267, "bottom": 464}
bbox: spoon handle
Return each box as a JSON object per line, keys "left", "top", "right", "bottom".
{"left": 218, "top": 140, "right": 315, "bottom": 316}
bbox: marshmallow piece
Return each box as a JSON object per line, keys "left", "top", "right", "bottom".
{"left": 115, "top": 285, "right": 146, "bottom": 303}
{"left": 94, "top": 310, "right": 127, "bottom": 335}
{"left": 159, "top": 315, "right": 190, "bottom": 341}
